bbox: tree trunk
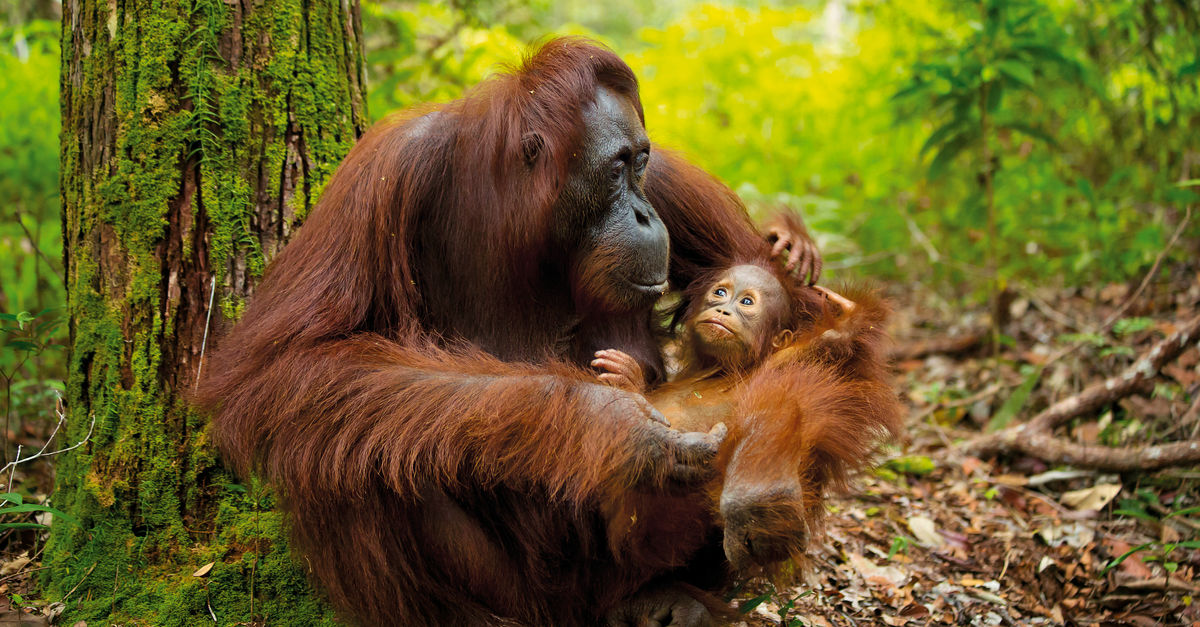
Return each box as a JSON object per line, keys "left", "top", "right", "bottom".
{"left": 47, "top": 0, "right": 366, "bottom": 622}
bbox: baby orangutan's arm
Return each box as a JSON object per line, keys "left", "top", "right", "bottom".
{"left": 592, "top": 349, "right": 647, "bottom": 394}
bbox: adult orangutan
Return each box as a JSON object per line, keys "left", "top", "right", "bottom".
{"left": 197, "top": 37, "right": 897, "bottom": 626}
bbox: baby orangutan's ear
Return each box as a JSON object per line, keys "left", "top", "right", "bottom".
{"left": 771, "top": 329, "right": 794, "bottom": 349}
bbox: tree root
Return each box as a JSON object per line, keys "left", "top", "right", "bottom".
{"left": 962, "top": 314, "right": 1200, "bottom": 470}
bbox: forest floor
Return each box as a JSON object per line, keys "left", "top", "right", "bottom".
{"left": 2, "top": 268, "right": 1198, "bottom": 626}
{"left": 738, "top": 268, "right": 1200, "bottom": 626}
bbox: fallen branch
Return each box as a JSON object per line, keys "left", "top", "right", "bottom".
{"left": 890, "top": 331, "right": 985, "bottom": 361}
{"left": 963, "top": 314, "right": 1200, "bottom": 470}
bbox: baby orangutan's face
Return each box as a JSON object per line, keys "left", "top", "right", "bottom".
{"left": 688, "top": 265, "right": 787, "bottom": 371}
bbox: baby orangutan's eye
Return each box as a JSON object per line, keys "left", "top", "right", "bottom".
{"left": 740, "top": 296, "right": 754, "bottom": 306}
{"left": 714, "top": 288, "right": 727, "bottom": 298}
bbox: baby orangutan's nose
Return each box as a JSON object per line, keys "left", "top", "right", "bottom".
{"left": 720, "top": 486, "right": 806, "bottom": 572}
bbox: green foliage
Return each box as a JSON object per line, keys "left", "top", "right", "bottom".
{"left": 738, "top": 581, "right": 811, "bottom": 626}
{"left": 0, "top": 20, "right": 61, "bottom": 314}
{"left": 0, "top": 308, "right": 64, "bottom": 461}
{"left": 888, "top": 535, "right": 911, "bottom": 559}
{"left": 0, "top": 21, "right": 66, "bottom": 452}
{"left": 884, "top": 0, "right": 1198, "bottom": 289}
{"left": 356, "top": 0, "right": 1199, "bottom": 294}
{"left": 895, "top": 0, "right": 1086, "bottom": 178}
{"left": 362, "top": 1, "right": 527, "bottom": 117}
{"left": 629, "top": 3, "right": 909, "bottom": 258}
{"left": 359, "top": 0, "right": 700, "bottom": 119}
{"left": 629, "top": 0, "right": 1199, "bottom": 292}
{"left": 0, "top": 492, "right": 82, "bottom": 532}
{"left": 1112, "top": 316, "right": 1154, "bottom": 337}
{"left": 1105, "top": 490, "right": 1200, "bottom": 575}
{"left": 882, "top": 454, "right": 936, "bottom": 476}
{"left": 985, "top": 364, "right": 1042, "bottom": 431}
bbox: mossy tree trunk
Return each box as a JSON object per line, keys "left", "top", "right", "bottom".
{"left": 48, "top": 0, "right": 366, "bottom": 622}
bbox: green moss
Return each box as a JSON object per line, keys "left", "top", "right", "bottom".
{"left": 46, "top": 0, "right": 364, "bottom": 622}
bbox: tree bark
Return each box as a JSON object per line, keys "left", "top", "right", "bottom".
{"left": 48, "top": 0, "right": 366, "bottom": 622}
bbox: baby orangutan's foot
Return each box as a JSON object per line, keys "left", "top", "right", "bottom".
{"left": 592, "top": 349, "right": 647, "bottom": 393}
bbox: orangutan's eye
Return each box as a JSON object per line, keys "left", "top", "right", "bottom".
{"left": 610, "top": 160, "right": 624, "bottom": 183}
{"left": 740, "top": 296, "right": 754, "bottom": 306}
{"left": 714, "top": 288, "right": 727, "bottom": 298}
{"left": 634, "top": 150, "right": 649, "bottom": 175}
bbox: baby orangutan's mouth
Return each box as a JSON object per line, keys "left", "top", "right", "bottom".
{"left": 700, "top": 318, "right": 734, "bottom": 335}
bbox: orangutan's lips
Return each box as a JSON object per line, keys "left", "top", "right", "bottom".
{"left": 701, "top": 318, "right": 732, "bottom": 333}
{"left": 630, "top": 279, "right": 669, "bottom": 297}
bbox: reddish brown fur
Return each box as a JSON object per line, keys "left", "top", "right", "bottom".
{"left": 719, "top": 286, "right": 901, "bottom": 572}
{"left": 196, "top": 37, "right": 897, "bottom": 626}
{"left": 609, "top": 264, "right": 901, "bottom": 577}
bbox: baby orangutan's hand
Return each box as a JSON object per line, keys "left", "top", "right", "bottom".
{"left": 592, "top": 349, "right": 646, "bottom": 394}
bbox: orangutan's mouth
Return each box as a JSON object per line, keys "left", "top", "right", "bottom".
{"left": 700, "top": 319, "right": 733, "bottom": 334}
{"left": 630, "top": 279, "right": 669, "bottom": 297}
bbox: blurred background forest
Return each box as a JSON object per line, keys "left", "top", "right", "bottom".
{"left": 2, "top": 0, "right": 1197, "bottom": 448}
{"left": 2, "top": 0, "right": 1200, "bottom": 622}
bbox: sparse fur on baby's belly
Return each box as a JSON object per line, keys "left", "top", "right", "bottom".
{"left": 648, "top": 377, "right": 738, "bottom": 433}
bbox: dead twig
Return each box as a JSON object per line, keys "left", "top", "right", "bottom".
{"left": 1114, "top": 575, "right": 1200, "bottom": 594}
{"left": 59, "top": 562, "right": 97, "bottom": 603}
{"left": 1098, "top": 206, "right": 1192, "bottom": 332}
{"left": 1016, "top": 205, "right": 1195, "bottom": 377}
{"left": 1022, "top": 289, "right": 1084, "bottom": 331}
{"left": 962, "top": 314, "right": 1200, "bottom": 470}
{"left": 194, "top": 275, "right": 217, "bottom": 392}
{"left": 0, "top": 396, "right": 94, "bottom": 486}
{"left": 10, "top": 207, "right": 64, "bottom": 284}
{"left": 0, "top": 564, "right": 51, "bottom": 584}
{"left": 1180, "top": 395, "right": 1200, "bottom": 431}
{"left": 911, "top": 383, "right": 1003, "bottom": 423}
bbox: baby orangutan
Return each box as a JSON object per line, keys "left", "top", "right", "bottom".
{"left": 592, "top": 261, "right": 893, "bottom": 578}
{"left": 593, "top": 262, "right": 834, "bottom": 431}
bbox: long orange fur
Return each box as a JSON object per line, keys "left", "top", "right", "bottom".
{"left": 196, "top": 37, "right": 899, "bottom": 625}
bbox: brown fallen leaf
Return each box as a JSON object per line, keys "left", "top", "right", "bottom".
{"left": 1061, "top": 483, "right": 1121, "bottom": 511}
{"left": 992, "top": 474, "right": 1028, "bottom": 487}
{"left": 1163, "top": 363, "right": 1198, "bottom": 386}
{"left": 908, "top": 515, "right": 943, "bottom": 547}
{"left": 1072, "top": 421, "right": 1100, "bottom": 444}
{"left": 960, "top": 456, "right": 984, "bottom": 476}
{"left": 847, "top": 551, "right": 909, "bottom": 589}
{"left": 0, "top": 554, "right": 32, "bottom": 577}
{"left": 1102, "top": 537, "right": 1154, "bottom": 579}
